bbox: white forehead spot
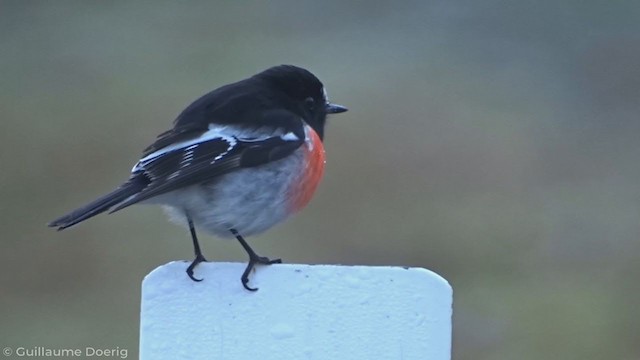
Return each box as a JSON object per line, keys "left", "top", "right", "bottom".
{"left": 322, "top": 87, "right": 329, "bottom": 102}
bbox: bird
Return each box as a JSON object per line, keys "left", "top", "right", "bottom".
{"left": 48, "top": 65, "right": 348, "bottom": 291}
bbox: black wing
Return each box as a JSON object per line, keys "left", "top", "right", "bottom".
{"left": 142, "top": 77, "right": 280, "bottom": 156}
{"left": 110, "top": 111, "right": 305, "bottom": 212}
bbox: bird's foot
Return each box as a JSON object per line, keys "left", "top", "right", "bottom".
{"left": 241, "top": 253, "right": 282, "bottom": 291}
{"left": 186, "top": 253, "right": 208, "bottom": 282}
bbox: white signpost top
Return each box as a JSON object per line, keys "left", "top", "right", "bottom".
{"left": 140, "top": 262, "right": 452, "bottom": 360}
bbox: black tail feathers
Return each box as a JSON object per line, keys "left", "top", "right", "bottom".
{"left": 48, "top": 178, "right": 147, "bottom": 230}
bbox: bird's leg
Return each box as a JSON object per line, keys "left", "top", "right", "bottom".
{"left": 186, "top": 213, "right": 207, "bottom": 282}
{"left": 230, "top": 228, "right": 281, "bottom": 291}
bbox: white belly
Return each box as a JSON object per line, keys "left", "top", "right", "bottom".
{"left": 156, "top": 148, "right": 306, "bottom": 238}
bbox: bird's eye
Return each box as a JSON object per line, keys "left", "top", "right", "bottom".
{"left": 304, "top": 97, "right": 315, "bottom": 110}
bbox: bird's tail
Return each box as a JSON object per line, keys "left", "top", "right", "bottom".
{"left": 48, "top": 178, "right": 147, "bottom": 230}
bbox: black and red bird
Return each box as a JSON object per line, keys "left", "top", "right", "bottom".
{"left": 49, "top": 65, "right": 347, "bottom": 291}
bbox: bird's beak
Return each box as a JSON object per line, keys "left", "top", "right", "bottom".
{"left": 325, "top": 102, "right": 348, "bottom": 114}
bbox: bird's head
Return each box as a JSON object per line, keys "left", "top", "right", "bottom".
{"left": 256, "top": 65, "right": 347, "bottom": 139}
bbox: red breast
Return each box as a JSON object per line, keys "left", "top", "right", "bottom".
{"left": 288, "top": 127, "right": 326, "bottom": 212}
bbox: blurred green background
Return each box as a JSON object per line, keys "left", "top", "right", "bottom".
{"left": 2, "top": 1, "right": 639, "bottom": 359}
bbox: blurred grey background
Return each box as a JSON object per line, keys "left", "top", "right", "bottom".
{"left": 2, "top": 1, "right": 640, "bottom": 359}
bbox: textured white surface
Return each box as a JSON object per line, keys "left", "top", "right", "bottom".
{"left": 140, "top": 262, "right": 452, "bottom": 360}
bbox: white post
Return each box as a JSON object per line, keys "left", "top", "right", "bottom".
{"left": 140, "top": 262, "right": 452, "bottom": 359}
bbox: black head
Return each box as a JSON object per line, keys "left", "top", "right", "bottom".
{"left": 254, "top": 65, "right": 347, "bottom": 139}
